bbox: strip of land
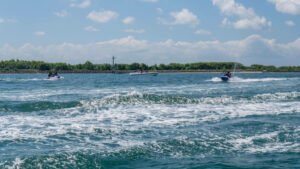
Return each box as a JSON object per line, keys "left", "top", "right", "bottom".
{"left": 0, "top": 60, "right": 299, "bottom": 73}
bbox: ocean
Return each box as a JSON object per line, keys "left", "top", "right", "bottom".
{"left": 0, "top": 73, "right": 299, "bottom": 168}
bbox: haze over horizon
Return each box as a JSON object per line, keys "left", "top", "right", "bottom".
{"left": 0, "top": 0, "right": 299, "bottom": 66}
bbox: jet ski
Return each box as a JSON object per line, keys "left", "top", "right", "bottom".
{"left": 129, "top": 72, "right": 158, "bottom": 76}
{"left": 220, "top": 75, "right": 230, "bottom": 81}
{"left": 47, "top": 72, "right": 62, "bottom": 80}
{"left": 220, "top": 72, "right": 231, "bottom": 81}
{"left": 48, "top": 75, "right": 62, "bottom": 80}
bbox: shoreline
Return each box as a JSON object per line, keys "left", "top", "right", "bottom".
{"left": 1, "top": 70, "right": 300, "bottom": 74}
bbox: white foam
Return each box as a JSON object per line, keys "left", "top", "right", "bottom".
{"left": 230, "top": 77, "right": 291, "bottom": 83}
{"left": 247, "top": 142, "right": 300, "bottom": 153}
{"left": 253, "top": 92, "right": 300, "bottom": 101}
{"left": 0, "top": 96, "right": 299, "bottom": 155}
{"left": 0, "top": 78, "right": 48, "bottom": 82}
{"left": 6, "top": 158, "right": 24, "bottom": 169}
{"left": 228, "top": 129, "right": 300, "bottom": 153}
{"left": 201, "top": 101, "right": 300, "bottom": 122}
{"left": 207, "top": 76, "right": 298, "bottom": 83}
{"left": 46, "top": 76, "right": 64, "bottom": 81}
{"left": 230, "top": 131, "right": 279, "bottom": 149}
{"left": 231, "top": 135, "right": 299, "bottom": 153}
{"left": 0, "top": 86, "right": 299, "bottom": 156}
{"left": 0, "top": 88, "right": 120, "bottom": 101}
{"left": 208, "top": 77, "right": 222, "bottom": 82}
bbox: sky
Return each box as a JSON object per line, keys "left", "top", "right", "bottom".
{"left": 0, "top": 0, "right": 300, "bottom": 66}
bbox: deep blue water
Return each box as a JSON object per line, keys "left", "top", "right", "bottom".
{"left": 0, "top": 73, "right": 299, "bottom": 168}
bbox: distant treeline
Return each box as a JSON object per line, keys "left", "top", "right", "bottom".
{"left": 0, "top": 60, "right": 300, "bottom": 72}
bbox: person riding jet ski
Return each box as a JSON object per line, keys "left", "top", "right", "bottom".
{"left": 48, "top": 72, "right": 53, "bottom": 78}
{"left": 225, "top": 71, "right": 231, "bottom": 78}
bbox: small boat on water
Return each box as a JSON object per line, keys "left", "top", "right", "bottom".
{"left": 129, "top": 72, "right": 158, "bottom": 76}
{"left": 47, "top": 72, "right": 63, "bottom": 80}
{"left": 220, "top": 75, "right": 230, "bottom": 81}
{"left": 219, "top": 63, "right": 238, "bottom": 82}
{"left": 220, "top": 71, "right": 232, "bottom": 81}
{"left": 48, "top": 75, "right": 62, "bottom": 80}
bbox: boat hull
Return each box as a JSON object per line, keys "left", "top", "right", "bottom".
{"left": 48, "top": 76, "right": 62, "bottom": 80}
{"left": 220, "top": 76, "right": 229, "bottom": 81}
{"left": 129, "top": 72, "right": 158, "bottom": 76}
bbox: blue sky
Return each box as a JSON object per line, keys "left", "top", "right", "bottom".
{"left": 0, "top": 0, "right": 299, "bottom": 66}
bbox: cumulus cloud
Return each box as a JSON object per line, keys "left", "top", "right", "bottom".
{"left": 70, "top": 0, "right": 91, "bottom": 8}
{"left": 84, "top": 26, "right": 99, "bottom": 32}
{"left": 87, "top": 10, "right": 119, "bottom": 23}
{"left": 0, "top": 18, "right": 18, "bottom": 23}
{"left": 160, "top": 8, "right": 200, "bottom": 26}
{"left": 195, "top": 29, "right": 211, "bottom": 35}
{"left": 141, "top": 0, "right": 159, "bottom": 2}
{"left": 285, "top": 20, "right": 295, "bottom": 26}
{"left": 34, "top": 31, "right": 45, "bottom": 36}
{"left": 123, "top": 17, "right": 135, "bottom": 24}
{"left": 212, "top": 0, "right": 271, "bottom": 30}
{"left": 268, "top": 0, "right": 300, "bottom": 15}
{"left": 54, "top": 10, "right": 68, "bottom": 18}
{"left": 157, "top": 8, "right": 163, "bottom": 14}
{"left": 124, "top": 29, "right": 145, "bottom": 33}
{"left": 1, "top": 35, "right": 299, "bottom": 66}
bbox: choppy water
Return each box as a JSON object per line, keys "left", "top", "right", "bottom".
{"left": 0, "top": 73, "right": 299, "bottom": 168}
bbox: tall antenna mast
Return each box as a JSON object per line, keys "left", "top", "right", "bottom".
{"left": 112, "top": 56, "right": 116, "bottom": 73}
{"left": 112, "top": 56, "right": 115, "bottom": 66}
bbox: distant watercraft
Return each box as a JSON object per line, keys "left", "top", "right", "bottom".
{"left": 48, "top": 75, "right": 62, "bottom": 80}
{"left": 219, "top": 63, "right": 238, "bottom": 82}
{"left": 129, "top": 72, "right": 158, "bottom": 76}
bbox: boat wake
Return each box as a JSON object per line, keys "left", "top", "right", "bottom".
{"left": 0, "top": 78, "right": 46, "bottom": 82}
{"left": 0, "top": 77, "right": 64, "bottom": 82}
{"left": 208, "top": 77, "right": 296, "bottom": 83}
{"left": 46, "top": 76, "right": 64, "bottom": 80}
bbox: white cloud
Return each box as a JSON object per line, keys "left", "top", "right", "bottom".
{"left": 0, "top": 18, "right": 18, "bottom": 23}
{"left": 212, "top": 0, "right": 271, "bottom": 30}
{"left": 84, "top": 26, "right": 99, "bottom": 32}
{"left": 70, "top": 0, "right": 91, "bottom": 8}
{"left": 285, "top": 20, "right": 295, "bottom": 26}
{"left": 195, "top": 29, "right": 211, "bottom": 35}
{"left": 87, "top": 10, "right": 119, "bottom": 23}
{"left": 123, "top": 17, "right": 135, "bottom": 24}
{"left": 268, "top": 0, "right": 300, "bottom": 15}
{"left": 1, "top": 35, "right": 300, "bottom": 66}
{"left": 161, "top": 8, "right": 200, "bottom": 26}
{"left": 141, "top": 0, "right": 159, "bottom": 2}
{"left": 34, "top": 31, "right": 45, "bottom": 36}
{"left": 6, "top": 18, "right": 18, "bottom": 23}
{"left": 157, "top": 8, "right": 163, "bottom": 14}
{"left": 54, "top": 10, "right": 68, "bottom": 18}
{"left": 124, "top": 29, "right": 145, "bottom": 33}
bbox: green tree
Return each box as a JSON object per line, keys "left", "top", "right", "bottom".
{"left": 83, "top": 61, "right": 95, "bottom": 70}
{"left": 129, "top": 63, "right": 140, "bottom": 70}
{"left": 39, "top": 63, "right": 51, "bottom": 71}
{"left": 55, "top": 63, "right": 71, "bottom": 70}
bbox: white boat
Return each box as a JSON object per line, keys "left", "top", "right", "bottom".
{"left": 48, "top": 75, "right": 63, "bottom": 80}
{"left": 129, "top": 72, "right": 158, "bottom": 76}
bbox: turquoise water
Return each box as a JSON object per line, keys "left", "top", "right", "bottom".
{"left": 0, "top": 73, "right": 299, "bottom": 168}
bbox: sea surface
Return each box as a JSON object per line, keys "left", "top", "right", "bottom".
{"left": 0, "top": 73, "right": 299, "bottom": 169}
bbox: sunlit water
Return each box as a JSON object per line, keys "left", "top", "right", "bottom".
{"left": 0, "top": 73, "right": 299, "bottom": 168}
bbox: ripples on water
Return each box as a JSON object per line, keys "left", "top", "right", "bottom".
{"left": 0, "top": 73, "right": 299, "bottom": 168}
